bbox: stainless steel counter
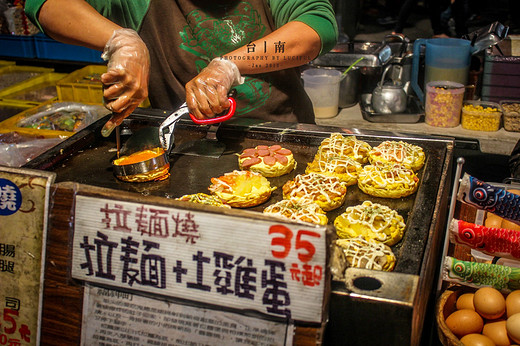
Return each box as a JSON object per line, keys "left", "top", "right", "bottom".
{"left": 317, "top": 105, "right": 520, "bottom": 156}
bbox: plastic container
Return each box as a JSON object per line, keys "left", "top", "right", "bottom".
{"left": 0, "top": 35, "right": 36, "bottom": 59}
{"left": 0, "top": 100, "right": 34, "bottom": 122}
{"left": 500, "top": 100, "right": 520, "bottom": 132}
{"left": 0, "top": 65, "right": 54, "bottom": 91}
{"left": 301, "top": 68, "right": 342, "bottom": 118}
{"left": 424, "top": 81, "right": 465, "bottom": 127}
{"left": 56, "top": 65, "right": 106, "bottom": 104}
{"left": 34, "top": 34, "right": 104, "bottom": 63}
{"left": 461, "top": 100, "right": 502, "bottom": 131}
{"left": 0, "top": 100, "right": 110, "bottom": 138}
{"left": 0, "top": 72, "right": 66, "bottom": 104}
{"left": 411, "top": 38, "right": 472, "bottom": 102}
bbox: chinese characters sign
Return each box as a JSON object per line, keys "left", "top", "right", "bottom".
{"left": 0, "top": 167, "right": 56, "bottom": 346}
{"left": 81, "top": 285, "right": 293, "bottom": 345}
{"left": 72, "top": 195, "right": 327, "bottom": 323}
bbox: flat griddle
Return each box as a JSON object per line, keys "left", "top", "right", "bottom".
{"left": 24, "top": 108, "right": 454, "bottom": 345}
{"left": 25, "top": 108, "right": 452, "bottom": 277}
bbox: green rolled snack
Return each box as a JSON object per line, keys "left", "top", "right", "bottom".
{"left": 443, "top": 256, "right": 520, "bottom": 293}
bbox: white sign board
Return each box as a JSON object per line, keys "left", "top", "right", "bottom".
{"left": 72, "top": 195, "right": 327, "bottom": 323}
{"left": 81, "top": 285, "right": 293, "bottom": 345}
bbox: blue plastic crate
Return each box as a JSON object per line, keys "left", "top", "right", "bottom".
{"left": 34, "top": 34, "right": 104, "bottom": 63}
{"left": 0, "top": 35, "right": 36, "bottom": 58}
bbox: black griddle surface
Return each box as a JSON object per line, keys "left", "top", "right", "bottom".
{"left": 31, "top": 115, "right": 451, "bottom": 276}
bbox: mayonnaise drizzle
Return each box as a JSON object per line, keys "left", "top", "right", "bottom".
{"left": 317, "top": 133, "right": 371, "bottom": 162}
{"left": 284, "top": 173, "right": 347, "bottom": 203}
{"left": 369, "top": 141, "right": 424, "bottom": 169}
{"left": 336, "top": 237, "right": 396, "bottom": 271}
{"left": 359, "top": 162, "right": 417, "bottom": 188}
{"left": 340, "top": 201, "right": 405, "bottom": 234}
{"left": 264, "top": 198, "right": 327, "bottom": 224}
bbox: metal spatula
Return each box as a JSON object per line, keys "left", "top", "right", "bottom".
{"left": 159, "top": 94, "right": 236, "bottom": 158}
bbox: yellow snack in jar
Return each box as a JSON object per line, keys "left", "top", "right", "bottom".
{"left": 461, "top": 102, "right": 501, "bottom": 131}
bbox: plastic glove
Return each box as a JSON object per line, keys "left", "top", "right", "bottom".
{"left": 100, "top": 28, "right": 150, "bottom": 137}
{"left": 185, "top": 58, "right": 244, "bottom": 120}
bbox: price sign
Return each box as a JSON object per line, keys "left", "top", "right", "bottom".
{"left": 0, "top": 167, "right": 55, "bottom": 346}
{"left": 72, "top": 195, "right": 328, "bottom": 323}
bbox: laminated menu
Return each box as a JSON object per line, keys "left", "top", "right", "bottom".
{"left": 444, "top": 256, "right": 520, "bottom": 292}
{"left": 457, "top": 173, "right": 520, "bottom": 223}
{"left": 449, "top": 219, "right": 520, "bottom": 260}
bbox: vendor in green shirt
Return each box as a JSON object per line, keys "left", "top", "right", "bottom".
{"left": 25, "top": 0, "right": 338, "bottom": 136}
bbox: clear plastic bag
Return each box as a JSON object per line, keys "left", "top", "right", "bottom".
{"left": 16, "top": 102, "right": 109, "bottom": 132}
{"left": 0, "top": 132, "right": 63, "bottom": 167}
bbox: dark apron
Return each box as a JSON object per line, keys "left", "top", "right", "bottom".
{"left": 138, "top": 0, "right": 315, "bottom": 123}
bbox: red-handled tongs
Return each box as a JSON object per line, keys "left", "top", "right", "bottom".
{"left": 158, "top": 96, "right": 236, "bottom": 155}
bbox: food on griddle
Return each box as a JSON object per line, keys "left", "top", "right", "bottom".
{"left": 238, "top": 144, "right": 296, "bottom": 177}
{"left": 305, "top": 154, "right": 362, "bottom": 186}
{"left": 335, "top": 236, "right": 396, "bottom": 271}
{"left": 334, "top": 201, "right": 406, "bottom": 246}
{"left": 176, "top": 193, "right": 230, "bottom": 208}
{"left": 315, "top": 133, "right": 371, "bottom": 164}
{"left": 368, "top": 140, "right": 425, "bottom": 171}
{"left": 263, "top": 198, "right": 328, "bottom": 225}
{"left": 113, "top": 147, "right": 170, "bottom": 183}
{"left": 357, "top": 161, "right": 419, "bottom": 198}
{"left": 282, "top": 173, "right": 347, "bottom": 211}
{"left": 208, "top": 170, "right": 275, "bottom": 208}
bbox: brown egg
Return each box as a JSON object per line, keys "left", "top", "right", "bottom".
{"left": 458, "top": 293, "right": 476, "bottom": 310}
{"left": 507, "top": 291, "right": 520, "bottom": 318}
{"left": 483, "top": 320, "right": 512, "bottom": 345}
{"left": 446, "top": 309, "right": 484, "bottom": 338}
{"left": 508, "top": 189, "right": 520, "bottom": 196}
{"left": 486, "top": 213, "right": 504, "bottom": 228}
{"left": 508, "top": 313, "right": 520, "bottom": 344}
{"left": 460, "top": 333, "right": 497, "bottom": 346}
{"left": 474, "top": 287, "right": 507, "bottom": 319}
{"left": 501, "top": 219, "right": 520, "bottom": 232}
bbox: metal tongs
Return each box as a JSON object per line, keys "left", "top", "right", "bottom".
{"left": 158, "top": 95, "right": 237, "bottom": 155}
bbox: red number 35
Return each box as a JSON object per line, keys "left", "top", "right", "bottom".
{"left": 269, "top": 225, "right": 321, "bottom": 262}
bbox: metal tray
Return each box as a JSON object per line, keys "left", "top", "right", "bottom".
{"left": 24, "top": 109, "right": 453, "bottom": 345}
{"left": 360, "top": 93, "right": 425, "bottom": 123}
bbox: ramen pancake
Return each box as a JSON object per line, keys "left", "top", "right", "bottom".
{"left": 368, "top": 140, "right": 425, "bottom": 171}
{"left": 305, "top": 154, "right": 362, "bottom": 186}
{"left": 176, "top": 193, "right": 230, "bottom": 208}
{"left": 315, "top": 133, "right": 371, "bottom": 164}
{"left": 334, "top": 201, "right": 406, "bottom": 246}
{"left": 336, "top": 236, "right": 396, "bottom": 271}
{"left": 112, "top": 147, "right": 170, "bottom": 182}
{"left": 208, "top": 170, "right": 275, "bottom": 208}
{"left": 263, "top": 198, "right": 328, "bottom": 225}
{"left": 358, "top": 162, "right": 419, "bottom": 198}
{"left": 238, "top": 144, "right": 296, "bottom": 177}
{"left": 282, "top": 173, "right": 347, "bottom": 211}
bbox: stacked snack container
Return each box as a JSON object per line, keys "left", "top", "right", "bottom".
{"left": 501, "top": 100, "right": 520, "bottom": 132}
{"left": 461, "top": 100, "right": 502, "bottom": 131}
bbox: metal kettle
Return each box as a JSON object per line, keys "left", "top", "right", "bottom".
{"left": 371, "top": 64, "right": 408, "bottom": 114}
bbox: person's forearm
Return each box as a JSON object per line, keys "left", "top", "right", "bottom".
{"left": 223, "top": 21, "right": 321, "bottom": 74}
{"left": 38, "top": 0, "right": 121, "bottom": 51}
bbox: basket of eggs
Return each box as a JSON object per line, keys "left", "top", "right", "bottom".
{"left": 437, "top": 285, "right": 520, "bottom": 346}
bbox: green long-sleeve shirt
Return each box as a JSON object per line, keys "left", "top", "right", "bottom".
{"left": 25, "top": 0, "right": 338, "bottom": 123}
{"left": 25, "top": 0, "right": 337, "bottom": 54}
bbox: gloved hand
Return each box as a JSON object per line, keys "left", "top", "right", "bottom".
{"left": 100, "top": 28, "right": 150, "bottom": 137}
{"left": 185, "top": 58, "right": 244, "bottom": 120}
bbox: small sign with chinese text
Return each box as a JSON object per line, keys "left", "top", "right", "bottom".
{"left": 72, "top": 195, "right": 328, "bottom": 323}
{"left": 0, "top": 167, "right": 56, "bottom": 346}
{"left": 81, "top": 285, "right": 293, "bottom": 345}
